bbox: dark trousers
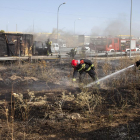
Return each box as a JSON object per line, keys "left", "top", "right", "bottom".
{"left": 79, "top": 69, "right": 98, "bottom": 82}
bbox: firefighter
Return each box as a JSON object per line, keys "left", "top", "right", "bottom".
{"left": 67, "top": 48, "right": 77, "bottom": 58}
{"left": 71, "top": 59, "right": 100, "bottom": 86}
{"left": 46, "top": 39, "right": 52, "bottom": 56}
{"left": 71, "top": 48, "right": 77, "bottom": 58}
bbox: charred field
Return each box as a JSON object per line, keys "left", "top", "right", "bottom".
{"left": 0, "top": 57, "right": 140, "bottom": 140}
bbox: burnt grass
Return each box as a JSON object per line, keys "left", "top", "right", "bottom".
{"left": 0, "top": 58, "right": 140, "bottom": 140}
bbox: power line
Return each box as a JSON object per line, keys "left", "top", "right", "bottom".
{"left": 0, "top": 6, "right": 132, "bottom": 21}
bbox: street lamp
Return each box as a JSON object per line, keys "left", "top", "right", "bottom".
{"left": 130, "top": 0, "right": 132, "bottom": 58}
{"left": 57, "top": 2, "right": 66, "bottom": 44}
{"left": 74, "top": 18, "right": 81, "bottom": 35}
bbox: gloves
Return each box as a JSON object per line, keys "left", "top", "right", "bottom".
{"left": 86, "top": 64, "right": 95, "bottom": 71}
{"left": 72, "top": 78, "right": 76, "bottom": 82}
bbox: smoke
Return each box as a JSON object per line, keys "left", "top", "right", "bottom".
{"left": 31, "top": 28, "right": 77, "bottom": 47}
{"left": 103, "top": 20, "right": 129, "bottom": 36}
{"left": 59, "top": 31, "right": 78, "bottom": 47}
{"left": 91, "top": 15, "right": 130, "bottom": 37}
{"left": 32, "top": 28, "right": 57, "bottom": 42}
{"left": 91, "top": 14, "right": 140, "bottom": 37}
{"left": 91, "top": 26, "right": 103, "bottom": 36}
{"left": 91, "top": 20, "right": 129, "bottom": 37}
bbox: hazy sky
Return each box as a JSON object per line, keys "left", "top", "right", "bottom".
{"left": 1, "top": 0, "right": 140, "bottom": 36}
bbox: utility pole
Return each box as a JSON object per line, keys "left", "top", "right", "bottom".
{"left": 57, "top": 2, "right": 66, "bottom": 58}
{"left": 57, "top": 2, "right": 66, "bottom": 44}
{"left": 16, "top": 24, "right": 17, "bottom": 33}
{"left": 130, "top": 0, "right": 132, "bottom": 58}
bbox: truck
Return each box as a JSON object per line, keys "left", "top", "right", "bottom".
{"left": 90, "top": 37, "right": 139, "bottom": 52}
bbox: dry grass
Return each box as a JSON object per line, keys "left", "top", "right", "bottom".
{"left": 6, "top": 60, "right": 59, "bottom": 84}
{"left": 1, "top": 56, "right": 140, "bottom": 139}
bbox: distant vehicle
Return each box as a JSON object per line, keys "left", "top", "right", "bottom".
{"left": 79, "top": 45, "right": 91, "bottom": 54}
{"left": 136, "top": 47, "right": 140, "bottom": 51}
{"left": 61, "top": 44, "right": 66, "bottom": 47}
{"left": 59, "top": 43, "right": 66, "bottom": 47}
{"left": 90, "top": 37, "right": 139, "bottom": 52}
{"left": 85, "top": 46, "right": 90, "bottom": 52}
{"left": 51, "top": 43, "right": 59, "bottom": 53}
{"left": 84, "top": 43, "right": 90, "bottom": 45}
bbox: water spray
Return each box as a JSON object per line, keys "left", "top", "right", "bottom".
{"left": 85, "top": 64, "right": 135, "bottom": 88}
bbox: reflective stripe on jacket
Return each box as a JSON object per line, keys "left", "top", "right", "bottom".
{"left": 73, "top": 59, "right": 94, "bottom": 78}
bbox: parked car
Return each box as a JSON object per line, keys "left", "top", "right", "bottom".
{"left": 85, "top": 46, "right": 90, "bottom": 52}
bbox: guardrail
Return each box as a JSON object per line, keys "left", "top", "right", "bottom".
{"left": 0, "top": 51, "right": 140, "bottom": 61}
{"left": 87, "top": 51, "right": 140, "bottom": 57}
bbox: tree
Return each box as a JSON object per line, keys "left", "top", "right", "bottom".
{"left": 0, "top": 30, "right": 5, "bottom": 33}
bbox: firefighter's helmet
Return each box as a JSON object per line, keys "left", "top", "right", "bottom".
{"left": 71, "top": 59, "right": 79, "bottom": 67}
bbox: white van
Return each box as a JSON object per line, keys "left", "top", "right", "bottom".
{"left": 51, "top": 43, "right": 59, "bottom": 53}
{"left": 85, "top": 46, "right": 90, "bottom": 52}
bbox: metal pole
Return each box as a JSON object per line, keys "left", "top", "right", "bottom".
{"left": 19, "top": 37, "right": 21, "bottom": 65}
{"left": 7, "top": 21, "right": 9, "bottom": 32}
{"left": 16, "top": 24, "right": 17, "bottom": 33}
{"left": 130, "top": 0, "right": 132, "bottom": 58}
{"left": 57, "top": 3, "right": 66, "bottom": 44}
